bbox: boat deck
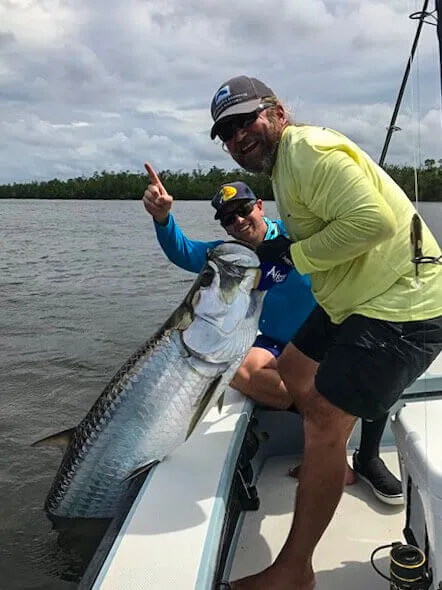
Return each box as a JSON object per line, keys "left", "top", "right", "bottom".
{"left": 230, "top": 450, "right": 404, "bottom": 589}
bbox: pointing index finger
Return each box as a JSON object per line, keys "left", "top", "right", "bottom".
{"left": 144, "top": 162, "right": 164, "bottom": 190}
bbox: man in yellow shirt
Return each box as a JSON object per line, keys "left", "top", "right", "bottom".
{"left": 210, "top": 75, "right": 442, "bottom": 590}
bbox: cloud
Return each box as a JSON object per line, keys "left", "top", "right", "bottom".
{"left": 0, "top": 0, "right": 440, "bottom": 183}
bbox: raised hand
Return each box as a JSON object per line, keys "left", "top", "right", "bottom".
{"left": 142, "top": 162, "right": 173, "bottom": 225}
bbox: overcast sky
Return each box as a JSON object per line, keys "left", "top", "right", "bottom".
{"left": 0, "top": 0, "right": 441, "bottom": 184}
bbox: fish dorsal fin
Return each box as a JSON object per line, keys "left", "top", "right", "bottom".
{"left": 31, "top": 427, "right": 75, "bottom": 451}
{"left": 186, "top": 376, "right": 223, "bottom": 441}
{"left": 123, "top": 460, "right": 159, "bottom": 483}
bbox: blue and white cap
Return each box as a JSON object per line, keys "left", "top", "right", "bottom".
{"left": 210, "top": 76, "right": 274, "bottom": 139}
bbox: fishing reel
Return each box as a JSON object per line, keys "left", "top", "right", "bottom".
{"left": 371, "top": 542, "right": 433, "bottom": 590}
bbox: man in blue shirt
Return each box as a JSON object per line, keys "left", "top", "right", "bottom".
{"left": 142, "top": 162, "right": 402, "bottom": 503}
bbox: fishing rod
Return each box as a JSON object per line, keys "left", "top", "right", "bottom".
{"left": 378, "top": 0, "right": 433, "bottom": 167}
{"left": 437, "top": 0, "right": 442, "bottom": 95}
{"left": 378, "top": 0, "right": 441, "bottom": 281}
{"left": 379, "top": 0, "right": 436, "bottom": 166}
{"left": 408, "top": 1, "right": 442, "bottom": 280}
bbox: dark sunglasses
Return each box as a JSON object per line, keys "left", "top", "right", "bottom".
{"left": 216, "top": 103, "right": 273, "bottom": 143}
{"left": 219, "top": 201, "right": 255, "bottom": 227}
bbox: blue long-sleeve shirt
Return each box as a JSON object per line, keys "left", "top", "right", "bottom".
{"left": 154, "top": 214, "right": 317, "bottom": 345}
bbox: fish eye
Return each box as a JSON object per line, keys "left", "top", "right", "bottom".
{"left": 199, "top": 265, "right": 215, "bottom": 288}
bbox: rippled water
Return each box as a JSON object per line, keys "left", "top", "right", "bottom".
{"left": 0, "top": 199, "right": 440, "bottom": 589}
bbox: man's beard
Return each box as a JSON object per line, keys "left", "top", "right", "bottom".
{"left": 231, "top": 123, "right": 281, "bottom": 175}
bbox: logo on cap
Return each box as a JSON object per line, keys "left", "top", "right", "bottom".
{"left": 214, "top": 85, "right": 230, "bottom": 105}
{"left": 220, "top": 186, "right": 237, "bottom": 202}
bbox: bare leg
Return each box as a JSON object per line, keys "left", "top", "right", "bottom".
{"left": 230, "top": 346, "right": 292, "bottom": 410}
{"left": 288, "top": 463, "right": 356, "bottom": 486}
{"left": 229, "top": 344, "right": 357, "bottom": 590}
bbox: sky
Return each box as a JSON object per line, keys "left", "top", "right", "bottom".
{"left": 0, "top": 0, "right": 441, "bottom": 184}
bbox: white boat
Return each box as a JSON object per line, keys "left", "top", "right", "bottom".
{"left": 79, "top": 352, "right": 442, "bottom": 590}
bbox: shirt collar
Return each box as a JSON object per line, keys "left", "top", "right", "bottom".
{"left": 263, "top": 217, "right": 280, "bottom": 240}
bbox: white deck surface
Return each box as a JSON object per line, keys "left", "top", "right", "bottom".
{"left": 230, "top": 450, "right": 404, "bottom": 589}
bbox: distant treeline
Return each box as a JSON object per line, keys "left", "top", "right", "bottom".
{"left": 1, "top": 159, "right": 441, "bottom": 202}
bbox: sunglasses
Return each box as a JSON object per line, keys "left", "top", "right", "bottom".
{"left": 219, "top": 201, "right": 255, "bottom": 227}
{"left": 216, "top": 103, "right": 273, "bottom": 143}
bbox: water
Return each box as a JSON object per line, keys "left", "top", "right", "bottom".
{"left": 1, "top": 199, "right": 441, "bottom": 589}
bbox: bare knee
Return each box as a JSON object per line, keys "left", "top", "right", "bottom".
{"left": 277, "top": 344, "right": 318, "bottom": 398}
{"left": 230, "top": 347, "right": 277, "bottom": 398}
{"left": 301, "top": 387, "right": 357, "bottom": 448}
{"left": 304, "top": 418, "right": 351, "bottom": 453}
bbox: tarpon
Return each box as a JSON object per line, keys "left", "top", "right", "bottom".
{"left": 33, "top": 241, "right": 263, "bottom": 519}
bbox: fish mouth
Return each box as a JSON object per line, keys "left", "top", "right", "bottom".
{"left": 182, "top": 242, "right": 262, "bottom": 364}
{"left": 182, "top": 298, "right": 258, "bottom": 364}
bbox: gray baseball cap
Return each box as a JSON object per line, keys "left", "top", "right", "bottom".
{"left": 210, "top": 75, "right": 274, "bottom": 139}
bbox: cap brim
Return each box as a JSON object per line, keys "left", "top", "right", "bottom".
{"left": 214, "top": 196, "right": 257, "bottom": 219}
{"left": 210, "top": 98, "right": 263, "bottom": 139}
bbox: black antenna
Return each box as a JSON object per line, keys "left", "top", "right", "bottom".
{"left": 378, "top": 0, "right": 432, "bottom": 167}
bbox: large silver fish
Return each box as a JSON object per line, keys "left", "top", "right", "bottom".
{"left": 33, "top": 241, "right": 263, "bottom": 519}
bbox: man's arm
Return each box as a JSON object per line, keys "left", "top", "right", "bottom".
{"left": 142, "top": 162, "right": 223, "bottom": 274}
{"left": 154, "top": 214, "right": 223, "bottom": 274}
{"left": 288, "top": 150, "right": 397, "bottom": 275}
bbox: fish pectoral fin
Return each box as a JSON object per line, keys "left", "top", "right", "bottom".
{"left": 217, "top": 392, "right": 225, "bottom": 414}
{"left": 31, "top": 427, "right": 76, "bottom": 451}
{"left": 123, "top": 460, "right": 159, "bottom": 483}
{"left": 186, "top": 376, "right": 223, "bottom": 441}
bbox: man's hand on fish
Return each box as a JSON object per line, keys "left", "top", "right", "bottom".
{"left": 253, "top": 236, "right": 296, "bottom": 291}
{"left": 143, "top": 162, "right": 173, "bottom": 225}
{"left": 256, "top": 235, "right": 295, "bottom": 270}
{"left": 254, "top": 260, "right": 292, "bottom": 291}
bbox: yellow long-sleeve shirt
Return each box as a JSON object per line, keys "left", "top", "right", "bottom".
{"left": 272, "top": 125, "right": 442, "bottom": 324}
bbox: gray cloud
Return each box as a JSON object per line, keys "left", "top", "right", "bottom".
{"left": 0, "top": 0, "right": 440, "bottom": 184}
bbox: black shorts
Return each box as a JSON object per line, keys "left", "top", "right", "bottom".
{"left": 291, "top": 306, "right": 442, "bottom": 420}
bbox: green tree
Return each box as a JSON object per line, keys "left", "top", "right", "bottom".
{"left": 1, "top": 162, "right": 441, "bottom": 202}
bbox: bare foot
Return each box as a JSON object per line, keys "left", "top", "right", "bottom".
{"left": 288, "top": 462, "right": 356, "bottom": 486}
{"left": 225, "top": 565, "right": 315, "bottom": 590}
